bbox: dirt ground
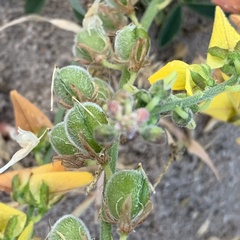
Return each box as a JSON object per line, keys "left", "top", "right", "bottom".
{"left": 1, "top": 1, "right": 240, "bottom": 240}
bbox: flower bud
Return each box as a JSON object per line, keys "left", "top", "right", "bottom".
{"left": 53, "top": 66, "right": 94, "bottom": 108}
{"left": 171, "top": 107, "right": 196, "bottom": 129}
{"left": 73, "top": 28, "right": 111, "bottom": 64}
{"left": 65, "top": 102, "right": 108, "bottom": 153}
{"left": 140, "top": 125, "right": 166, "bottom": 144}
{"left": 114, "top": 24, "right": 150, "bottom": 70}
{"left": 208, "top": 46, "right": 228, "bottom": 60}
{"left": 135, "top": 108, "right": 149, "bottom": 125}
{"left": 190, "top": 71, "right": 207, "bottom": 90}
{"left": 94, "top": 124, "right": 118, "bottom": 148}
{"left": 49, "top": 122, "right": 81, "bottom": 155}
{"left": 103, "top": 169, "right": 152, "bottom": 234}
{"left": 107, "top": 100, "right": 122, "bottom": 119}
{"left": 48, "top": 215, "right": 91, "bottom": 240}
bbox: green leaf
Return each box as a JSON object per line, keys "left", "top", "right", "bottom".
{"left": 4, "top": 215, "right": 19, "bottom": 240}
{"left": 184, "top": 1, "right": 215, "bottom": 18}
{"left": 69, "top": 0, "right": 85, "bottom": 23}
{"left": 157, "top": 3, "right": 182, "bottom": 48}
{"left": 24, "top": 0, "right": 45, "bottom": 14}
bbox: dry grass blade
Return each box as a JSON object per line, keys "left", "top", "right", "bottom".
{"left": 188, "top": 139, "right": 220, "bottom": 180}
{"left": 0, "top": 15, "right": 81, "bottom": 33}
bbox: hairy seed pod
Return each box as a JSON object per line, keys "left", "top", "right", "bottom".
{"left": 48, "top": 215, "right": 91, "bottom": 240}
{"left": 104, "top": 169, "right": 152, "bottom": 234}
{"left": 49, "top": 122, "right": 80, "bottom": 155}
{"left": 53, "top": 66, "right": 94, "bottom": 108}
{"left": 65, "top": 102, "right": 108, "bottom": 153}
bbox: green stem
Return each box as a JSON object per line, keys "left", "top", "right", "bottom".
{"left": 100, "top": 141, "right": 119, "bottom": 240}
{"left": 101, "top": 59, "right": 123, "bottom": 71}
{"left": 129, "top": 12, "right": 141, "bottom": 27}
{"left": 101, "top": 221, "right": 113, "bottom": 240}
{"left": 174, "top": 106, "right": 188, "bottom": 119}
{"left": 119, "top": 67, "right": 131, "bottom": 89}
{"left": 128, "top": 71, "right": 138, "bottom": 86}
{"left": 150, "top": 75, "right": 240, "bottom": 115}
{"left": 140, "top": 0, "right": 172, "bottom": 31}
{"left": 27, "top": 206, "right": 42, "bottom": 223}
{"left": 119, "top": 233, "right": 128, "bottom": 240}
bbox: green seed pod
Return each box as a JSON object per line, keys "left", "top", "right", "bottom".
{"left": 49, "top": 122, "right": 80, "bottom": 155}
{"left": 53, "top": 66, "right": 94, "bottom": 108}
{"left": 48, "top": 215, "right": 91, "bottom": 240}
{"left": 114, "top": 24, "right": 150, "bottom": 62}
{"left": 65, "top": 102, "right": 108, "bottom": 153}
{"left": 105, "top": 0, "right": 138, "bottom": 14}
{"left": 73, "top": 28, "right": 111, "bottom": 64}
{"left": 104, "top": 170, "right": 151, "bottom": 226}
{"left": 98, "top": 3, "right": 128, "bottom": 34}
{"left": 93, "top": 78, "right": 114, "bottom": 106}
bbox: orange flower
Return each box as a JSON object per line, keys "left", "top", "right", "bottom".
{"left": 0, "top": 161, "right": 93, "bottom": 196}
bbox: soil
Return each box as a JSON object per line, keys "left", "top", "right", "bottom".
{"left": 1, "top": 1, "right": 240, "bottom": 240}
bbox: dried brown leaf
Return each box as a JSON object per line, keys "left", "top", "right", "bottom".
{"left": 10, "top": 90, "right": 53, "bottom": 133}
{"left": 187, "top": 139, "right": 220, "bottom": 180}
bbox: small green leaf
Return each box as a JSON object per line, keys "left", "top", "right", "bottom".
{"left": 157, "top": 3, "right": 182, "bottom": 48}
{"left": 24, "top": 0, "right": 45, "bottom": 14}
{"left": 4, "top": 215, "right": 19, "bottom": 239}
{"left": 184, "top": 1, "right": 215, "bottom": 18}
{"left": 39, "top": 181, "right": 49, "bottom": 212}
{"left": 69, "top": 0, "right": 85, "bottom": 23}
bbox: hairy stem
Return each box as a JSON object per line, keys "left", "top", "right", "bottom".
{"left": 140, "top": 0, "right": 172, "bottom": 31}
{"left": 149, "top": 75, "right": 240, "bottom": 115}
{"left": 100, "top": 142, "right": 119, "bottom": 240}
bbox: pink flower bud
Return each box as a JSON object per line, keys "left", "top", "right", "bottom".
{"left": 136, "top": 108, "right": 149, "bottom": 125}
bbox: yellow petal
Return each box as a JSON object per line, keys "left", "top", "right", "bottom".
{"left": 228, "top": 91, "right": 240, "bottom": 114}
{"left": 207, "top": 6, "right": 240, "bottom": 68}
{"left": 201, "top": 92, "right": 235, "bottom": 121}
{"left": 31, "top": 161, "right": 65, "bottom": 174}
{"left": 29, "top": 171, "right": 93, "bottom": 195}
{"left": 0, "top": 162, "right": 65, "bottom": 192}
{"left": 18, "top": 221, "right": 34, "bottom": 240}
{"left": 149, "top": 60, "right": 189, "bottom": 90}
{"left": 0, "top": 202, "right": 26, "bottom": 238}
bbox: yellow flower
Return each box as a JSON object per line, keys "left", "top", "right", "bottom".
{"left": 0, "top": 161, "right": 93, "bottom": 197}
{"left": 148, "top": 60, "right": 207, "bottom": 95}
{"left": 207, "top": 6, "right": 240, "bottom": 69}
{"left": 0, "top": 202, "right": 27, "bottom": 238}
{"left": 202, "top": 7, "right": 240, "bottom": 121}
{"left": 202, "top": 91, "right": 240, "bottom": 122}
